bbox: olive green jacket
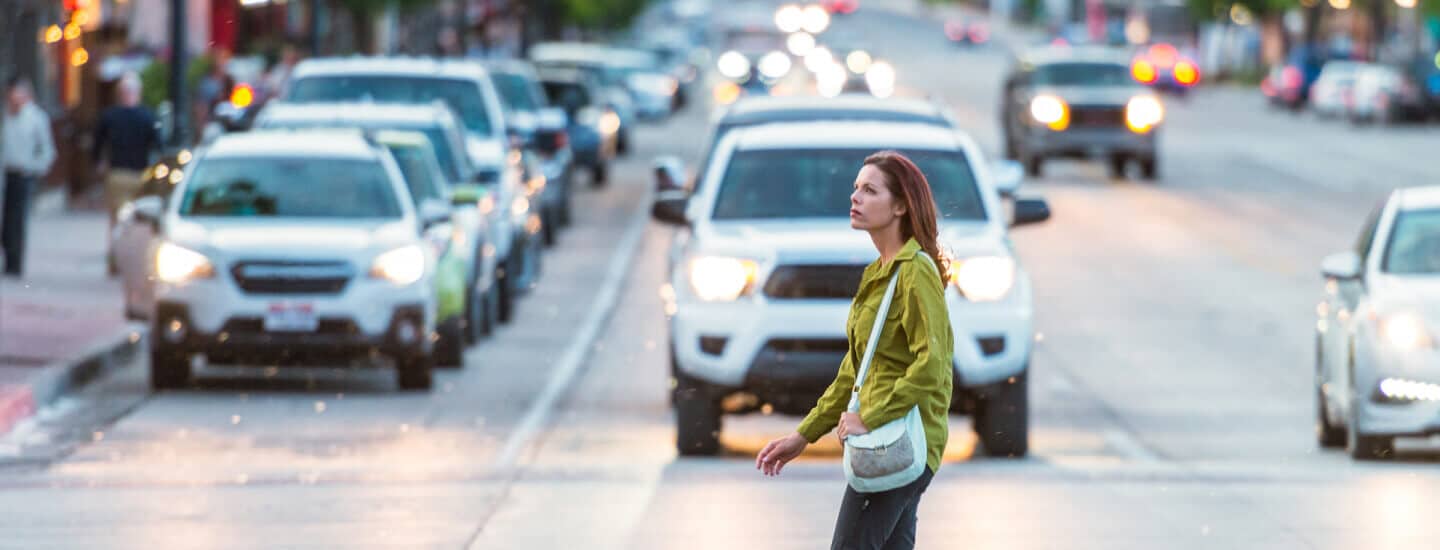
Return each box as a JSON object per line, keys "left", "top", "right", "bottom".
{"left": 796, "top": 238, "right": 954, "bottom": 472}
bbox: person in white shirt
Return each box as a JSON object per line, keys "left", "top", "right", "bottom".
{"left": 1, "top": 77, "right": 57, "bottom": 277}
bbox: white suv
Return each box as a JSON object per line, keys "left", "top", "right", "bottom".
{"left": 652, "top": 121, "right": 1051, "bottom": 456}
{"left": 122, "top": 130, "right": 451, "bottom": 391}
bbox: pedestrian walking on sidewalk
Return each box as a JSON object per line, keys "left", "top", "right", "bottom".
{"left": 95, "top": 73, "right": 160, "bottom": 240}
{"left": 1, "top": 76, "right": 57, "bottom": 278}
{"left": 756, "top": 151, "right": 954, "bottom": 550}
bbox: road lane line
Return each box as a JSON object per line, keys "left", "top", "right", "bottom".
{"left": 491, "top": 199, "right": 652, "bottom": 470}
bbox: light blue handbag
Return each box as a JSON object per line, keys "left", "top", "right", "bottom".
{"left": 842, "top": 256, "right": 930, "bottom": 493}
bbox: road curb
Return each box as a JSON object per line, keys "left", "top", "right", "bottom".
{"left": 0, "top": 326, "right": 144, "bottom": 438}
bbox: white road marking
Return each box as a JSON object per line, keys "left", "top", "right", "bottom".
{"left": 492, "top": 200, "right": 653, "bottom": 470}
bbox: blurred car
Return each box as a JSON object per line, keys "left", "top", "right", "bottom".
{"left": 108, "top": 147, "right": 195, "bottom": 275}
{"left": 824, "top": 0, "right": 859, "bottom": 14}
{"left": 1129, "top": 43, "right": 1200, "bottom": 96}
{"left": 118, "top": 129, "right": 444, "bottom": 390}
{"left": 485, "top": 60, "right": 575, "bottom": 233}
{"left": 631, "top": 28, "right": 705, "bottom": 109}
{"left": 1348, "top": 64, "right": 1430, "bottom": 124}
{"left": 254, "top": 102, "right": 524, "bottom": 332}
{"left": 1315, "top": 186, "right": 1440, "bottom": 460}
{"left": 651, "top": 120, "right": 1050, "bottom": 456}
{"left": 375, "top": 130, "right": 480, "bottom": 367}
{"left": 1001, "top": 47, "right": 1164, "bottom": 180}
{"left": 945, "top": 17, "right": 991, "bottom": 47}
{"left": 1310, "top": 61, "right": 1363, "bottom": 119}
{"left": 537, "top": 66, "right": 621, "bottom": 187}
{"left": 529, "top": 43, "right": 655, "bottom": 150}
{"left": 710, "top": 21, "right": 790, "bottom": 104}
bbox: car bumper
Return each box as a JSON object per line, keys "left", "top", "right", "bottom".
{"left": 1354, "top": 349, "right": 1440, "bottom": 437}
{"left": 154, "top": 276, "right": 434, "bottom": 361}
{"left": 670, "top": 281, "right": 1033, "bottom": 394}
{"left": 1023, "top": 126, "right": 1157, "bottom": 158}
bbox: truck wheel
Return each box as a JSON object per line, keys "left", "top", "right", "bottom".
{"left": 396, "top": 354, "right": 434, "bottom": 391}
{"left": 974, "top": 371, "right": 1029, "bottom": 458}
{"left": 150, "top": 347, "right": 192, "bottom": 390}
{"left": 675, "top": 373, "right": 722, "bottom": 456}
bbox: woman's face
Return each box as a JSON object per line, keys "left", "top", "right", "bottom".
{"left": 850, "top": 164, "right": 906, "bottom": 231}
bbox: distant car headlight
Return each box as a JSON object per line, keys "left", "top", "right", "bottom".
{"left": 688, "top": 256, "right": 759, "bottom": 301}
{"left": 370, "top": 245, "right": 426, "bottom": 286}
{"left": 1125, "top": 95, "right": 1165, "bottom": 133}
{"left": 1379, "top": 313, "right": 1433, "bottom": 350}
{"left": 598, "top": 111, "right": 622, "bottom": 135}
{"left": 951, "top": 256, "right": 1015, "bottom": 302}
{"left": 717, "top": 50, "right": 751, "bottom": 80}
{"left": 1029, "top": 95, "right": 1069, "bottom": 130}
{"left": 758, "top": 50, "right": 793, "bottom": 79}
{"left": 155, "top": 242, "right": 214, "bottom": 283}
{"left": 865, "top": 61, "right": 896, "bottom": 98}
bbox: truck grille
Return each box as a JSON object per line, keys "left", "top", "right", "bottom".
{"left": 763, "top": 264, "right": 866, "bottom": 300}
{"left": 1069, "top": 105, "right": 1126, "bottom": 128}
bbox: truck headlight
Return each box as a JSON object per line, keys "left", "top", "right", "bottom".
{"left": 370, "top": 245, "right": 426, "bottom": 286}
{"left": 1380, "top": 313, "right": 1433, "bottom": 350}
{"left": 156, "top": 242, "right": 215, "bottom": 283}
{"left": 689, "top": 256, "right": 758, "bottom": 302}
{"left": 1125, "top": 95, "right": 1165, "bottom": 133}
{"left": 951, "top": 256, "right": 1015, "bottom": 302}
{"left": 1030, "top": 95, "right": 1069, "bottom": 131}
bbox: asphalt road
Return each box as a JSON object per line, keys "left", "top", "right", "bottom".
{"left": 3, "top": 4, "right": 1440, "bottom": 549}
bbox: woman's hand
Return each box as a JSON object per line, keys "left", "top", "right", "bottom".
{"left": 837, "top": 412, "right": 870, "bottom": 441}
{"left": 756, "top": 432, "right": 808, "bottom": 477}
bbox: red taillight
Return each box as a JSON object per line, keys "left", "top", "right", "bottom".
{"left": 1132, "top": 60, "right": 1157, "bottom": 84}
{"left": 969, "top": 26, "right": 990, "bottom": 43}
{"left": 230, "top": 83, "right": 254, "bottom": 109}
{"left": 554, "top": 131, "right": 569, "bottom": 150}
{"left": 945, "top": 22, "right": 965, "bottom": 41}
{"left": 1282, "top": 67, "right": 1302, "bottom": 89}
{"left": 1174, "top": 61, "right": 1199, "bottom": 86}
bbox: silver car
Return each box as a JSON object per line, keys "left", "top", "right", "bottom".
{"left": 1316, "top": 186, "right": 1440, "bottom": 459}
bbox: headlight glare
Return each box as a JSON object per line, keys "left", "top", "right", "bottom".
{"left": 371, "top": 245, "right": 426, "bottom": 285}
{"left": 1030, "top": 95, "right": 1069, "bottom": 130}
{"left": 155, "top": 242, "right": 214, "bottom": 283}
{"left": 1380, "top": 313, "right": 1433, "bottom": 350}
{"left": 951, "top": 256, "right": 1016, "bottom": 302}
{"left": 1125, "top": 95, "right": 1165, "bottom": 133}
{"left": 688, "top": 256, "right": 758, "bottom": 302}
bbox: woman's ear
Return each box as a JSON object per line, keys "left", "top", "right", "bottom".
{"left": 892, "top": 201, "right": 907, "bottom": 218}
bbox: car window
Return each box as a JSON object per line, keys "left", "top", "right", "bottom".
{"left": 258, "top": 120, "right": 465, "bottom": 184}
{"left": 386, "top": 144, "right": 447, "bottom": 206}
{"left": 493, "top": 72, "right": 541, "bottom": 112}
{"left": 542, "top": 81, "right": 591, "bottom": 113}
{"left": 287, "top": 76, "right": 495, "bottom": 136}
{"left": 1355, "top": 204, "right": 1384, "bottom": 260}
{"left": 711, "top": 149, "right": 986, "bottom": 221}
{"left": 1382, "top": 209, "right": 1440, "bottom": 274}
{"left": 179, "top": 158, "right": 402, "bottom": 218}
{"left": 1030, "top": 63, "right": 1133, "bottom": 86}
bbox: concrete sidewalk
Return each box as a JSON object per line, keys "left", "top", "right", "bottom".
{"left": 0, "top": 190, "right": 142, "bottom": 437}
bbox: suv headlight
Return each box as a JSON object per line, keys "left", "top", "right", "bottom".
{"left": 688, "top": 256, "right": 759, "bottom": 302}
{"left": 1029, "top": 95, "right": 1069, "bottom": 130}
{"left": 1125, "top": 95, "right": 1165, "bottom": 133}
{"left": 951, "top": 256, "right": 1015, "bottom": 302}
{"left": 1379, "top": 313, "right": 1433, "bottom": 350}
{"left": 155, "top": 242, "right": 214, "bottom": 283}
{"left": 370, "top": 245, "right": 426, "bottom": 286}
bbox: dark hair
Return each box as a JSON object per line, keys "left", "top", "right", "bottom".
{"left": 7, "top": 76, "right": 32, "bottom": 91}
{"left": 862, "top": 150, "right": 952, "bottom": 284}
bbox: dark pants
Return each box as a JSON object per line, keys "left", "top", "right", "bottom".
{"left": 830, "top": 467, "right": 935, "bottom": 550}
{"left": 2, "top": 172, "right": 34, "bottom": 276}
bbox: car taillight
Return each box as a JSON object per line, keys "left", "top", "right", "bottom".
{"left": 1132, "top": 60, "right": 1157, "bottom": 84}
{"left": 230, "top": 83, "right": 254, "bottom": 109}
{"left": 969, "top": 25, "right": 990, "bottom": 43}
{"left": 554, "top": 131, "right": 569, "bottom": 150}
{"left": 1174, "top": 61, "right": 1199, "bottom": 86}
{"left": 1282, "top": 67, "right": 1301, "bottom": 89}
{"left": 945, "top": 22, "right": 965, "bottom": 41}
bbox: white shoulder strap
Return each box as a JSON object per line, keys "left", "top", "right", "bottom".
{"left": 847, "top": 269, "right": 900, "bottom": 413}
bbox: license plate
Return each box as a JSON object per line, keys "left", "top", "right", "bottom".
{"left": 264, "top": 302, "right": 318, "bottom": 332}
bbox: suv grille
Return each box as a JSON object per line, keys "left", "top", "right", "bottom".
{"left": 763, "top": 264, "right": 866, "bottom": 300}
{"left": 231, "top": 261, "right": 353, "bottom": 295}
{"left": 1069, "top": 105, "right": 1126, "bottom": 128}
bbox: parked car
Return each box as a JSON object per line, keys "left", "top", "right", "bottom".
{"left": 1310, "top": 61, "right": 1363, "bottom": 119}
{"left": 484, "top": 60, "right": 575, "bottom": 235}
{"left": 1315, "top": 186, "right": 1440, "bottom": 460}
{"left": 1348, "top": 64, "right": 1430, "bottom": 124}
{"left": 652, "top": 119, "right": 1050, "bottom": 457}
{"left": 118, "top": 129, "right": 445, "bottom": 390}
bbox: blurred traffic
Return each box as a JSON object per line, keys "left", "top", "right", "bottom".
{"left": 5, "top": 0, "right": 1440, "bottom": 545}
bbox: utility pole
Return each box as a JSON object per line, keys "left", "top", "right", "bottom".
{"left": 310, "top": 0, "right": 323, "bottom": 56}
{"left": 168, "top": 0, "right": 189, "bottom": 147}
